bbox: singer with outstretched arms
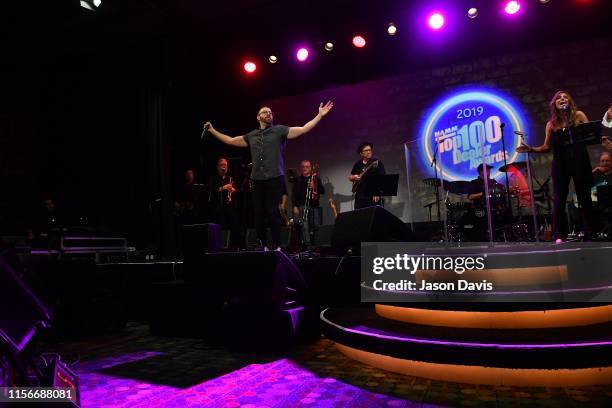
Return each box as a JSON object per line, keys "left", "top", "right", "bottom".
{"left": 517, "top": 90, "right": 593, "bottom": 241}
{"left": 203, "top": 101, "right": 333, "bottom": 250}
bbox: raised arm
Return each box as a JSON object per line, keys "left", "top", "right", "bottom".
{"left": 287, "top": 101, "right": 334, "bottom": 140}
{"left": 204, "top": 122, "right": 248, "bottom": 148}
{"left": 604, "top": 105, "right": 612, "bottom": 128}
{"left": 516, "top": 122, "right": 552, "bottom": 154}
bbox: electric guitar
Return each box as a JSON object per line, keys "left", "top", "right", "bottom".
{"left": 351, "top": 160, "right": 379, "bottom": 193}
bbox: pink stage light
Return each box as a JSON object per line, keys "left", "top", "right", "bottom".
{"left": 243, "top": 61, "right": 256, "bottom": 73}
{"left": 505, "top": 1, "right": 521, "bottom": 15}
{"left": 352, "top": 35, "right": 366, "bottom": 48}
{"left": 296, "top": 48, "right": 309, "bottom": 62}
{"left": 428, "top": 13, "right": 445, "bottom": 30}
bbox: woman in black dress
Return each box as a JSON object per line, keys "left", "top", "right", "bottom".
{"left": 517, "top": 90, "right": 592, "bottom": 241}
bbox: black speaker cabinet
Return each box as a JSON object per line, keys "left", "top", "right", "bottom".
{"left": 331, "top": 205, "right": 411, "bottom": 253}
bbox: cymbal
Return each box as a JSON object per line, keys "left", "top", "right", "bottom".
{"left": 443, "top": 180, "right": 471, "bottom": 194}
{"left": 499, "top": 162, "right": 527, "bottom": 172}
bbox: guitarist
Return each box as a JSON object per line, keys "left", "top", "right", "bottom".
{"left": 348, "top": 142, "right": 386, "bottom": 209}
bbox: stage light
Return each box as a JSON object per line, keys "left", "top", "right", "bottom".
{"left": 352, "top": 35, "right": 366, "bottom": 48}
{"left": 428, "top": 13, "right": 445, "bottom": 30}
{"left": 324, "top": 42, "right": 334, "bottom": 51}
{"left": 504, "top": 1, "right": 521, "bottom": 15}
{"left": 268, "top": 55, "right": 278, "bottom": 64}
{"left": 243, "top": 61, "right": 257, "bottom": 73}
{"left": 539, "top": 0, "right": 550, "bottom": 3}
{"left": 296, "top": 48, "right": 309, "bottom": 62}
{"left": 80, "top": 0, "right": 101, "bottom": 10}
{"left": 468, "top": 8, "right": 478, "bottom": 18}
{"left": 387, "top": 23, "right": 397, "bottom": 35}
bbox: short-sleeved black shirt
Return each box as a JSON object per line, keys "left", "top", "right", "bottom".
{"left": 244, "top": 125, "right": 290, "bottom": 180}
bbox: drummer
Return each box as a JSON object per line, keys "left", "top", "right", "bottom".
{"left": 467, "top": 163, "right": 505, "bottom": 206}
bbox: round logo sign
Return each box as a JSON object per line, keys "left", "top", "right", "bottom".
{"left": 419, "top": 89, "right": 528, "bottom": 181}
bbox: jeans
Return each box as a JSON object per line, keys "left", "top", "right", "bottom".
{"left": 299, "top": 206, "right": 322, "bottom": 246}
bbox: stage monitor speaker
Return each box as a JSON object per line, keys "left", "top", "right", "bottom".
{"left": 187, "top": 251, "right": 307, "bottom": 310}
{"left": 331, "top": 205, "right": 412, "bottom": 253}
{"left": 0, "top": 256, "right": 51, "bottom": 353}
{"left": 245, "top": 227, "right": 293, "bottom": 249}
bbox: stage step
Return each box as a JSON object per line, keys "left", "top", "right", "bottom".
{"left": 321, "top": 306, "right": 612, "bottom": 386}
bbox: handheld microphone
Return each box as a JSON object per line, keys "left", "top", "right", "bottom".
{"left": 560, "top": 103, "right": 569, "bottom": 111}
{"left": 201, "top": 123, "right": 210, "bottom": 140}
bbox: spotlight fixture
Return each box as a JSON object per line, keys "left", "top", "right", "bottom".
{"left": 80, "top": 0, "right": 102, "bottom": 10}
{"left": 539, "top": 0, "right": 550, "bottom": 3}
{"left": 268, "top": 55, "right": 278, "bottom": 64}
{"left": 428, "top": 13, "right": 445, "bottom": 30}
{"left": 352, "top": 35, "right": 366, "bottom": 48}
{"left": 296, "top": 48, "right": 309, "bottom": 62}
{"left": 387, "top": 23, "right": 397, "bottom": 35}
{"left": 324, "top": 42, "right": 334, "bottom": 51}
{"left": 467, "top": 8, "right": 478, "bottom": 19}
{"left": 243, "top": 61, "right": 257, "bottom": 73}
{"left": 504, "top": 1, "right": 521, "bottom": 15}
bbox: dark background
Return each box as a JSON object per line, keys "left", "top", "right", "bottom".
{"left": 1, "top": 0, "right": 611, "bottom": 254}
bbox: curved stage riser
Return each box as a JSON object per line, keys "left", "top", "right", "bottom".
{"left": 322, "top": 306, "right": 612, "bottom": 387}
{"left": 336, "top": 344, "right": 612, "bottom": 387}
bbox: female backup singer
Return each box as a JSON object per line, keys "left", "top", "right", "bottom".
{"left": 517, "top": 91, "right": 592, "bottom": 241}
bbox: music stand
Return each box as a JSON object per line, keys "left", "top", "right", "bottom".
{"left": 363, "top": 174, "right": 400, "bottom": 203}
{"left": 572, "top": 121, "right": 603, "bottom": 145}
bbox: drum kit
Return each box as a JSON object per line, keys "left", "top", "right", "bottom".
{"left": 422, "top": 161, "right": 543, "bottom": 242}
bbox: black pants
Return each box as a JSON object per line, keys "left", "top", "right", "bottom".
{"left": 552, "top": 160, "right": 593, "bottom": 240}
{"left": 252, "top": 176, "right": 284, "bottom": 247}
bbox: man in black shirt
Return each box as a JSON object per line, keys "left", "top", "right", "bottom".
{"left": 292, "top": 160, "right": 326, "bottom": 246}
{"left": 592, "top": 151, "right": 612, "bottom": 186}
{"left": 204, "top": 101, "right": 333, "bottom": 250}
{"left": 349, "top": 142, "right": 386, "bottom": 209}
{"left": 467, "top": 163, "right": 505, "bottom": 205}
{"left": 208, "top": 157, "right": 241, "bottom": 249}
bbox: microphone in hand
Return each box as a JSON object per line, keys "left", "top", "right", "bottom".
{"left": 201, "top": 122, "right": 211, "bottom": 140}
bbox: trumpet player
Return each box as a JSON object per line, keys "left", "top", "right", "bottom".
{"left": 208, "top": 157, "right": 241, "bottom": 249}
{"left": 292, "top": 160, "right": 326, "bottom": 247}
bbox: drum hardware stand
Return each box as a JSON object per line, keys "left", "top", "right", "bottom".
{"left": 499, "top": 123, "right": 513, "bottom": 210}
{"left": 478, "top": 130, "right": 494, "bottom": 244}
{"left": 515, "top": 131, "right": 540, "bottom": 242}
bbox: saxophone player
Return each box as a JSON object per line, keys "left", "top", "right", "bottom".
{"left": 292, "top": 160, "right": 326, "bottom": 247}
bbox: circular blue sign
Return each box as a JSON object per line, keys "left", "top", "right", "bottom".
{"left": 419, "top": 89, "right": 528, "bottom": 181}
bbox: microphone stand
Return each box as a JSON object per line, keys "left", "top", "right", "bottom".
{"left": 431, "top": 136, "right": 448, "bottom": 242}
{"left": 430, "top": 140, "right": 442, "bottom": 224}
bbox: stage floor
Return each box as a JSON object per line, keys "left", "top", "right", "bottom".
{"left": 51, "top": 322, "right": 612, "bottom": 407}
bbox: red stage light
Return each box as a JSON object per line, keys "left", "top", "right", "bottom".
{"left": 243, "top": 61, "right": 257, "bottom": 73}
{"left": 352, "top": 35, "right": 366, "bottom": 48}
